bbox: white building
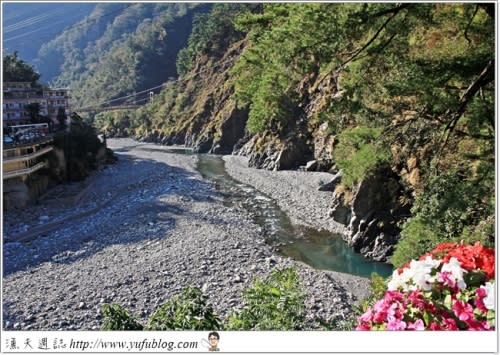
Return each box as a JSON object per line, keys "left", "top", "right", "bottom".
{"left": 2, "top": 82, "right": 71, "bottom": 126}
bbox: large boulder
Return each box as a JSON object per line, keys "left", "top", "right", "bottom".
{"left": 235, "top": 128, "right": 313, "bottom": 171}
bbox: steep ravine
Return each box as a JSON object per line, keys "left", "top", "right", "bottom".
{"left": 132, "top": 35, "right": 405, "bottom": 263}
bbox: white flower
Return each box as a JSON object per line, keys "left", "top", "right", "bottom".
{"left": 388, "top": 270, "right": 408, "bottom": 291}
{"left": 388, "top": 256, "right": 441, "bottom": 291}
{"left": 420, "top": 256, "right": 441, "bottom": 270}
{"left": 481, "top": 281, "right": 495, "bottom": 310}
{"left": 440, "top": 257, "right": 467, "bottom": 290}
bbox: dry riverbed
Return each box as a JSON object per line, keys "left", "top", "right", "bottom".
{"left": 3, "top": 138, "right": 369, "bottom": 330}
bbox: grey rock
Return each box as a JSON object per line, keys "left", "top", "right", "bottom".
{"left": 305, "top": 160, "right": 318, "bottom": 171}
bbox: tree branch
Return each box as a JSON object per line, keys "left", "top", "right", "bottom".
{"left": 369, "top": 3, "right": 412, "bottom": 19}
{"left": 314, "top": 4, "right": 410, "bottom": 91}
{"left": 438, "top": 59, "right": 495, "bottom": 152}
{"left": 464, "top": 5, "right": 480, "bottom": 47}
{"left": 339, "top": 6, "right": 406, "bottom": 70}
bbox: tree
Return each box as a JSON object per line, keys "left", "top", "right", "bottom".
{"left": 3, "top": 52, "right": 40, "bottom": 83}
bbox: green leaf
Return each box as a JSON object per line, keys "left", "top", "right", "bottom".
{"left": 444, "top": 294, "right": 452, "bottom": 309}
{"left": 423, "top": 311, "right": 431, "bottom": 326}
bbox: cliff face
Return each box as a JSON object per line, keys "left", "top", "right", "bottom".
{"left": 140, "top": 44, "right": 341, "bottom": 174}
{"left": 140, "top": 39, "right": 248, "bottom": 155}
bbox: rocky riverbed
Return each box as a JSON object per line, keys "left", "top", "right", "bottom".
{"left": 3, "top": 138, "right": 370, "bottom": 331}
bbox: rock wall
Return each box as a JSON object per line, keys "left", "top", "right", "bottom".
{"left": 139, "top": 39, "right": 250, "bottom": 156}
{"left": 235, "top": 132, "right": 313, "bottom": 171}
{"left": 3, "top": 178, "right": 30, "bottom": 209}
{"left": 328, "top": 165, "right": 410, "bottom": 262}
{"left": 3, "top": 174, "right": 50, "bottom": 210}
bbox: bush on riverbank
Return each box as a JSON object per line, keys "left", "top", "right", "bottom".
{"left": 226, "top": 267, "right": 306, "bottom": 330}
{"left": 145, "top": 287, "right": 221, "bottom": 330}
{"left": 101, "top": 268, "right": 309, "bottom": 331}
{"left": 101, "top": 304, "right": 143, "bottom": 330}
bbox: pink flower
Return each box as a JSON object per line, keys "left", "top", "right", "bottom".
{"left": 481, "top": 321, "right": 492, "bottom": 330}
{"left": 474, "top": 288, "right": 488, "bottom": 313}
{"left": 359, "top": 308, "right": 373, "bottom": 323}
{"left": 355, "top": 242, "right": 495, "bottom": 332}
{"left": 442, "top": 318, "right": 459, "bottom": 330}
{"left": 452, "top": 300, "right": 474, "bottom": 321}
{"left": 436, "top": 271, "right": 456, "bottom": 288}
{"left": 464, "top": 318, "right": 491, "bottom": 331}
{"left": 372, "top": 300, "right": 389, "bottom": 323}
{"left": 355, "top": 323, "right": 371, "bottom": 331}
{"left": 387, "top": 302, "right": 403, "bottom": 320}
{"left": 384, "top": 290, "right": 404, "bottom": 303}
{"left": 429, "top": 322, "right": 442, "bottom": 330}
{"left": 407, "top": 319, "right": 425, "bottom": 330}
{"left": 386, "top": 319, "right": 407, "bottom": 330}
{"left": 408, "top": 290, "right": 426, "bottom": 310}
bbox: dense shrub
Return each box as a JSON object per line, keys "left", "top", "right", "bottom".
{"left": 101, "top": 303, "right": 143, "bottom": 330}
{"left": 53, "top": 117, "right": 104, "bottom": 181}
{"left": 145, "top": 287, "right": 222, "bottom": 330}
{"left": 227, "top": 268, "right": 305, "bottom": 330}
{"left": 100, "top": 268, "right": 310, "bottom": 331}
{"left": 392, "top": 170, "right": 494, "bottom": 268}
{"left": 333, "top": 126, "right": 390, "bottom": 188}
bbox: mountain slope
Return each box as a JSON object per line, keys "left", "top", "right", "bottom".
{"left": 35, "top": 3, "right": 210, "bottom": 107}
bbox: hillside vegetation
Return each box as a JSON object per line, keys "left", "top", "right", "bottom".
{"left": 36, "top": 3, "right": 210, "bottom": 108}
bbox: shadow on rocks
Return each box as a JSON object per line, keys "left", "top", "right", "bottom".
{"left": 3, "top": 158, "right": 223, "bottom": 277}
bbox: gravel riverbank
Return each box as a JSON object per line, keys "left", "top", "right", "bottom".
{"left": 3, "top": 138, "right": 370, "bottom": 331}
{"left": 224, "top": 155, "right": 346, "bottom": 234}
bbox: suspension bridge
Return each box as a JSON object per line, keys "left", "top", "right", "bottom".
{"left": 74, "top": 104, "right": 141, "bottom": 113}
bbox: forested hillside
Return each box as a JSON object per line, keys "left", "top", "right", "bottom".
{"left": 93, "top": 3, "right": 494, "bottom": 265}
{"left": 35, "top": 3, "right": 210, "bottom": 108}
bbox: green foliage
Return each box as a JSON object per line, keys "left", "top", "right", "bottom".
{"left": 354, "top": 272, "right": 390, "bottom": 318}
{"left": 227, "top": 268, "right": 305, "bottom": 330}
{"left": 333, "top": 127, "right": 390, "bottom": 187}
{"left": 101, "top": 303, "right": 143, "bottom": 330}
{"left": 391, "top": 216, "right": 441, "bottom": 268}
{"left": 392, "top": 169, "right": 494, "bottom": 267}
{"left": 37, "top": 3, "right": 205, "bottom": 109}
{"left": 53, "top": 117, "right": 104, "bottom": 181}
{"left": 232, "top": 4, "right": 351, "bottom": 133}
{"left": 3, "top": 52, "right": 40, "bottom": 83}
{"left": 145, "top": 287, "right": 222, "bottom": 331}
{"left": 176, "top": 4, "right": 253, "bottom": 76}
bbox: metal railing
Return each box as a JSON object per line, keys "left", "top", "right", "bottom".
{"left": 3, "top": 161, "right": 46, "bottom": 180}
